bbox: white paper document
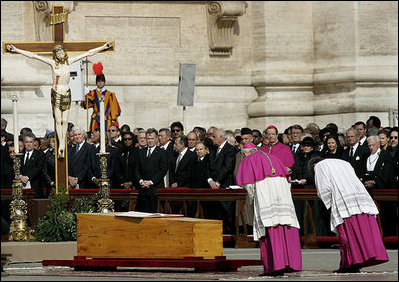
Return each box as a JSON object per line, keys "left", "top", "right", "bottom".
{"left": 227, "top": 185, "right": 243, "bottom": 189}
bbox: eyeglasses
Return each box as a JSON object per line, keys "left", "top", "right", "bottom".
{"left": 172, "top": 129, "right": 181, "bottom": 132}
{"left": 108, "top": 129, "right": 117, "bottom": 132}
{"left": 390, "top": 136, "right": 398, "bottom": 139}
{"left": 123, "top": 138, "right": 133, "bottom": 141}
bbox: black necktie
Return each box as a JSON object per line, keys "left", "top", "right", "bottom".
{"left": 349, "top": 146, "right": 354, "bottom": 158}
{"left": 146, "top": 148, "right": 151, "bottom": 158}
{"left": 25, "top": 152, "right": 30, "bottom": 164}
{"left": 176, "top": 154, "right": 182, "bottom": 172}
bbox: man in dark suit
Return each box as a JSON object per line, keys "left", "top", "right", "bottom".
{"left": 108, "top": 124, "right": 123, "bottom": 151}
{"left": 19, "top": 132, "right": 46, "bottom": 198}
{"left": 208, "top": 128, "right": 236, "bottom": 189}
{"left": 189, "top": 142, "right": 211, "bottom": 189}
{"left": 87, "top": 131, "right": 120, "bottom": 189}
{"left": 362, "top": 135, "right": 396, "bottom": 236}
{"left": 342, "top": 127, "right": 369, "bottom": 178}
{"left": 170, "top": 121, "right": 184, "bottom": 142}
{"left": 354, "top": 121, "right": 368, "bottom": 149}
{"left": 290, "top": 124, "right": 304, "bottom": 158}
{"left": 169, "top": 135, "right": 195, "bottom": 214}
{"left": 136, "top": 130, "right": 147, "bottom": 150}
{"left": 361, "top": 135, "right": 394, "bottom": 194}
{"left": 206, "top": 128, "right": 236, "bottom": 234}
{"left": 42, "top": 134, "right": 56, "bottom": 197}
{"left": 159, "top": 128, "right": 175, "bottom": 187}
{"left": 68, "top": 126, "right": 93, "bottom": 189}
{"left": 134, "top": 128, "right": 168, "bottom": 212}
{"left": 170, "top": 135, "right": 195, "bottom": 187}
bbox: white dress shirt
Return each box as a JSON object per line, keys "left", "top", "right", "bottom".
{"left": 366, "top": 148, "right": 380, "bottom": 171}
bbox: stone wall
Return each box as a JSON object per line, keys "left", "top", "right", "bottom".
{"left": 1, "top": 1, "right": 397, "bottom": 137}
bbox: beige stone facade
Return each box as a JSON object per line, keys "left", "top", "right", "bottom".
{"left": 1, "top": 1, "right": 397, "bottom": 136}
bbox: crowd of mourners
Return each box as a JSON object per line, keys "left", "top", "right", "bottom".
{"left": 1, "top": 116, "right": 398, "bottom": 237}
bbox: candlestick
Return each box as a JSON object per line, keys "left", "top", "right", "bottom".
{"left": 96, "top": 152, "right": 113, "bottom": 213}
{"left": 12, "top": 97, "right": 19, "bottom": 153}
{"left": 9, "top": 152, "right": 34, "bottom": 241}
{"left": 100, "top": 95, "right": 106, "bottom": 153}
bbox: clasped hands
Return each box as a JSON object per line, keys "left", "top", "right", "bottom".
{"left": 19, "top": 175, "right": 29, "bottom": 184}
{"left": 209, "top": 180, "right": 220, "bottom": 189}
{"left": 68, "top": 176, "right": 79, "bottom": 187}
{"left": 140, "top": 180, "right": 152, "bottom": 188}
{"left": 364, "top": 180, "right": 375, "bottom": 188}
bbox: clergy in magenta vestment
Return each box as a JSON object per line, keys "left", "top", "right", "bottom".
{"left": 236, "top": 143, "right": 302, "bottom": 275}
{"left": 314, "top": 158, "right": 389, "bottom": 272}
{"left": 260, "top": 140, "right": 295, "bottom": 170}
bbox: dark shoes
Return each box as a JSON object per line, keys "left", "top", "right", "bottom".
{"left": 333, "top": 264, "right": 361, "bottom": 273}
{"left": 259, "top": 269, "right": 285, "bottom": 276}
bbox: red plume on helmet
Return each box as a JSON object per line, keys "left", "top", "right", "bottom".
{"left": 93, "top": 62, "right": 103, "bottom": 76}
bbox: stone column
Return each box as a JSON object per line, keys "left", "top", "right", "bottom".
{"left": 313, "top": 1, "right": 398, "bottom": 128}
{"left": 248, "top": 1, "right": 315, "bottom": 131}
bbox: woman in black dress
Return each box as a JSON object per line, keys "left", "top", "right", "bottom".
{"left": 322, "top": 134, "right": 343, "bottom": 159}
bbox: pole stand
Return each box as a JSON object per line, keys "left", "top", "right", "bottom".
{"left": 96, "top": 152, "right": 114, "bottom": 213}
{"left": 9, "top": 153, "right": 34, "bottom": 241}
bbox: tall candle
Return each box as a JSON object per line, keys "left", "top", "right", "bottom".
{"left": 12, "top": 97, "right": 19, "bottom": 153}
{"left": 100, "top": 96, "right": 106, "bottom": 153}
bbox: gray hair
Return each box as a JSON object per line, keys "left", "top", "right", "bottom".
{"left": 72, "top": 126, "right": 87, "bottom": 139}
{"left": 215, "top": 128, "right": 228, "bottom": 139}
{"left": 300, "top": 132, "right": 313, "bottom": 138}
{"left": 1, "top": 118, "right": 7, "bottom": 127}
{"left": 146, "top": 127, "right": 158, "bottom": 136}
{"left": 346, "top": 127, "right": 360, "bottom": 136}
{"left": 227, "top": 135, "right": 236, "bottom": 144}
{"left": 305, "top": 123, "right": 320, "bottom": 131}
{"left": 138, "top": 129, "right": 146, "bottom": 135}
{"left": 23, "top": 132, "right": 36, "bottom": 141}
{"left": 367, "top": 135, "right": 381, "bottom": 144}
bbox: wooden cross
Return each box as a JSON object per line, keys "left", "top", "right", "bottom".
{"left": 3, "top": 5, "right": 114, "bottom": 193}
{"left": 3, "top": 5, "right": 115, "bottom": 54}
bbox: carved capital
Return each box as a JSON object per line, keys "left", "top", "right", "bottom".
{"left": 207, "top": 1, "right": 247, "bottom": 56}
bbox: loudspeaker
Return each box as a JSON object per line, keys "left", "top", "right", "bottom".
{"left": 69, "top": 60, "right": 85, "bottom": 102}
{"left": 177, "top": 62, "right": 196, "bottom": 107}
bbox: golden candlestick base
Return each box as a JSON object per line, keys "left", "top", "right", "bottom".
{"left": 9, "top": 153, "right": 34, "bottom": 241}
{"left": 96, "top": 152, "right": 114, "bottom": 213}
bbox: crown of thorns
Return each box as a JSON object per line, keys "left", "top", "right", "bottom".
{"left": 52, "top": 45, "right": 64, "bottom": 52}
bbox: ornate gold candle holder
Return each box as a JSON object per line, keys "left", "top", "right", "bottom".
{"left": 96, "top": 152, "right": 114, "bottom": 213}
{"left": 9, "top": 152, "right": 34, "bottom": 241}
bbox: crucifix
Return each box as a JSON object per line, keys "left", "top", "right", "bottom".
{"left": 4, "top": 5, "right": 115, "bottom": 193}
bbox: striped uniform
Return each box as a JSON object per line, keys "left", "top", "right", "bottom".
{"left": 82, "top": 89, "right": 121, "bottom": 133}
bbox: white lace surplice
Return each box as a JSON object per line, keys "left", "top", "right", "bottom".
{"left": 314, "top": 159, "right": 379, "bottom": 233}
{"left": 252, "top": 176, "right": 300, "bottom": 241}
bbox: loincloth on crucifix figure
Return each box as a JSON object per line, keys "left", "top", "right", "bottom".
{"left": 81, "top": 62, "right": 121, "bottom": 133}
{"left": 6, "top": 42, "right": 113, "bottom": 158}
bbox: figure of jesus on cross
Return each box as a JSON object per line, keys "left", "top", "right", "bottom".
{"left": 6, "top": 42, "right": 113, "bottom": 158}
